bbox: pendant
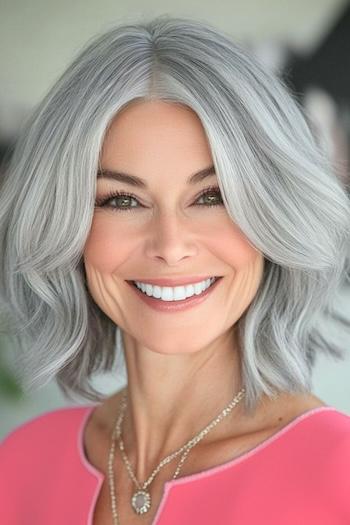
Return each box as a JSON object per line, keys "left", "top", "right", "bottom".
{"left": 131, "top": 490, "right": 152, "bottom": 514}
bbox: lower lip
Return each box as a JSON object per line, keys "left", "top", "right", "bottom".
{"left": 126, "top": 277, "right": 223, "bottom": 312}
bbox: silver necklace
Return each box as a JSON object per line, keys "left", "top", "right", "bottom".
{"left": 107, "top": 387, "right": 246, "bottom": 524}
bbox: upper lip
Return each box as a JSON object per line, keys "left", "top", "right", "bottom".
{"left": 127, "top": 276, "right": 221, "bottom": 286}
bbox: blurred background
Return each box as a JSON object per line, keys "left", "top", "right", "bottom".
{"left": 1, "top": 0, "right": 350, "bottom": 439}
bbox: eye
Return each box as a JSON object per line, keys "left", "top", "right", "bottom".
{"left": 94, "top": 191, "right": 139, "bottom": 212}
{"left": 94, "top": 185, "right": 224, "bottom": 213}
{"left": 195, "top": 185, "right": 224, "bottom": 207}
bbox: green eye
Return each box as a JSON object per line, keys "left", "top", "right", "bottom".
{"left": 94, "top": 185, "right": 224, "bottom": 213}
{"left": 196, "top": 187, "right": 223, "bottom": 206}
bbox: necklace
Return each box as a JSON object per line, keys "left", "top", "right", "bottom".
{"left": 107, "top": 387, "right": 245, "bottom": 524}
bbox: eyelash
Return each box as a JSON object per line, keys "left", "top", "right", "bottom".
{"left": 94, "top": 185, "right": 224, "bottom": 213}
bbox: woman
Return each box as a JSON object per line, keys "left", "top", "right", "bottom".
{"left": 0, "top": 15, "right": 350, "bottom": 525}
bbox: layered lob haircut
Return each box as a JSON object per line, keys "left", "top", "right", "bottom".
{"left": 1, "top": 15, "right": 349, "bottom": 412}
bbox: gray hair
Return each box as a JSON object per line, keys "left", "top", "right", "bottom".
{"left": 1, "top": 15, "right": 349, "bottom": 413}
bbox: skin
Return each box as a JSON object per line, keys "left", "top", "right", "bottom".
{"left": 82, "top": 100, "right": 325, "bottom": 522}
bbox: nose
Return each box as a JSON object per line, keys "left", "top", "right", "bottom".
{"left": 144, "top": 211, "right": 198, "bottom": 265}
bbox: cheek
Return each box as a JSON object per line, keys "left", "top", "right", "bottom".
{"left": 83, "top": 215, "right": 130, "bottom": 273}
{"left": 209, "top": 220, "right": 261, "bottom": 269}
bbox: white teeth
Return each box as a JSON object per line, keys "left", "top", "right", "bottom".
{"left": 133, "top": 277, "right": 217, "bottom": 301}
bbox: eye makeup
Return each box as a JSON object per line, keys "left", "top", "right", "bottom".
{"left": 94, "top": 185, "right": 224, "bottom": 213}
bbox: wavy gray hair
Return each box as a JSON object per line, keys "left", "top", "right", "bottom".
{"left": 1, "top": 15, "right": 349, "bottom": 412}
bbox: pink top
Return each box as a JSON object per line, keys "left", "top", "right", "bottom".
{"left": 1, "top": 403, "right": 349, "bottom": 524}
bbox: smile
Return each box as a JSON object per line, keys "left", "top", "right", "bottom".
{"left": 133, "top": 276, "right": 219, "bottom": 301}
{"left": 126, "top": 276, "right": 223, "bottom": 313}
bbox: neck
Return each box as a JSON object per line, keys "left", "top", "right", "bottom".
{"left": 119, "top": 327, "right": 246, "bottom": 481}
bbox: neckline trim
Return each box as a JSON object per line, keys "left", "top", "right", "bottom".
{"left": 77, "top": 403, "right": 104, "bottom": 481}
{"left": 165, "top": 405, "right": 338, "bottom": 488}
{"left": 77, "top": 403, "right": 339, "bottom": 489}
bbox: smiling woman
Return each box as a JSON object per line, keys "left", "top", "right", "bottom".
{"left": 84, "top": 100, "right": 265, "bottom": 329}
{"left": 0, "top": 14, "right": 350, "bottom": 525}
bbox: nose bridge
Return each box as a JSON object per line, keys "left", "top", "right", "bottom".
{"left": 156, "top": 206, "right": 186, "bottom": 236}
{"left": 145, "top": 206, "right": 197, "bottom": 262}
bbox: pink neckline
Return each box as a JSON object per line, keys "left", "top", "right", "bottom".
{"left": 77, "top": 403, "right": 339, "bottom": 488}
{"left": 77, "top": 404, "right": 344, "bottom": 525}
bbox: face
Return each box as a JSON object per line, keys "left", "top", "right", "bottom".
{"left": 83, "top": 100, "right": 264, "bottom": 354}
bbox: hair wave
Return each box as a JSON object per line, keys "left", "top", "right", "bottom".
{"left": 1, "top": 14, "right": 350, "bottom": 412}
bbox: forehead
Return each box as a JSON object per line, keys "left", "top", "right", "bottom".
{"left": 108, "top": 99, "right": 201, "bottom": 129}
{"left": 99, "top": 101, "right": 214, "bottom": 183}
{"left": 101, "top": 100, "right": 211, "bottom": 156}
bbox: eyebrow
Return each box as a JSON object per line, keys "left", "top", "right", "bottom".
{"left": 96, "top": 165, "right": 216, "bottom": 188}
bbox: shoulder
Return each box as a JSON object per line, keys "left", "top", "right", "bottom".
{"left": 0, "top": 404, "right": 95, "bottom": 468}
{"left": 0, "top": 405, "right": 100, "bottom": 522}
{"left": 281, "top": 407, "right": 350, "bottom": 505}
{"left": 304, "top": 406, "right": 350, "bottom": 443}
{"left": 315, "top": 409, "right": 350, "bottom": 490}
{"left": 281, "top": 406, "right": 350, "bottom": 457}
{"left": 297, "top": 407, "right": 350, "bottom": 516}
{"left": 244, "top": 404, "right": 350, "bottom": 485}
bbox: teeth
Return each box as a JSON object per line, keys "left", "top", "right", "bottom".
{"left": 133, "top": 277, "right": 217, "bottom": 301}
